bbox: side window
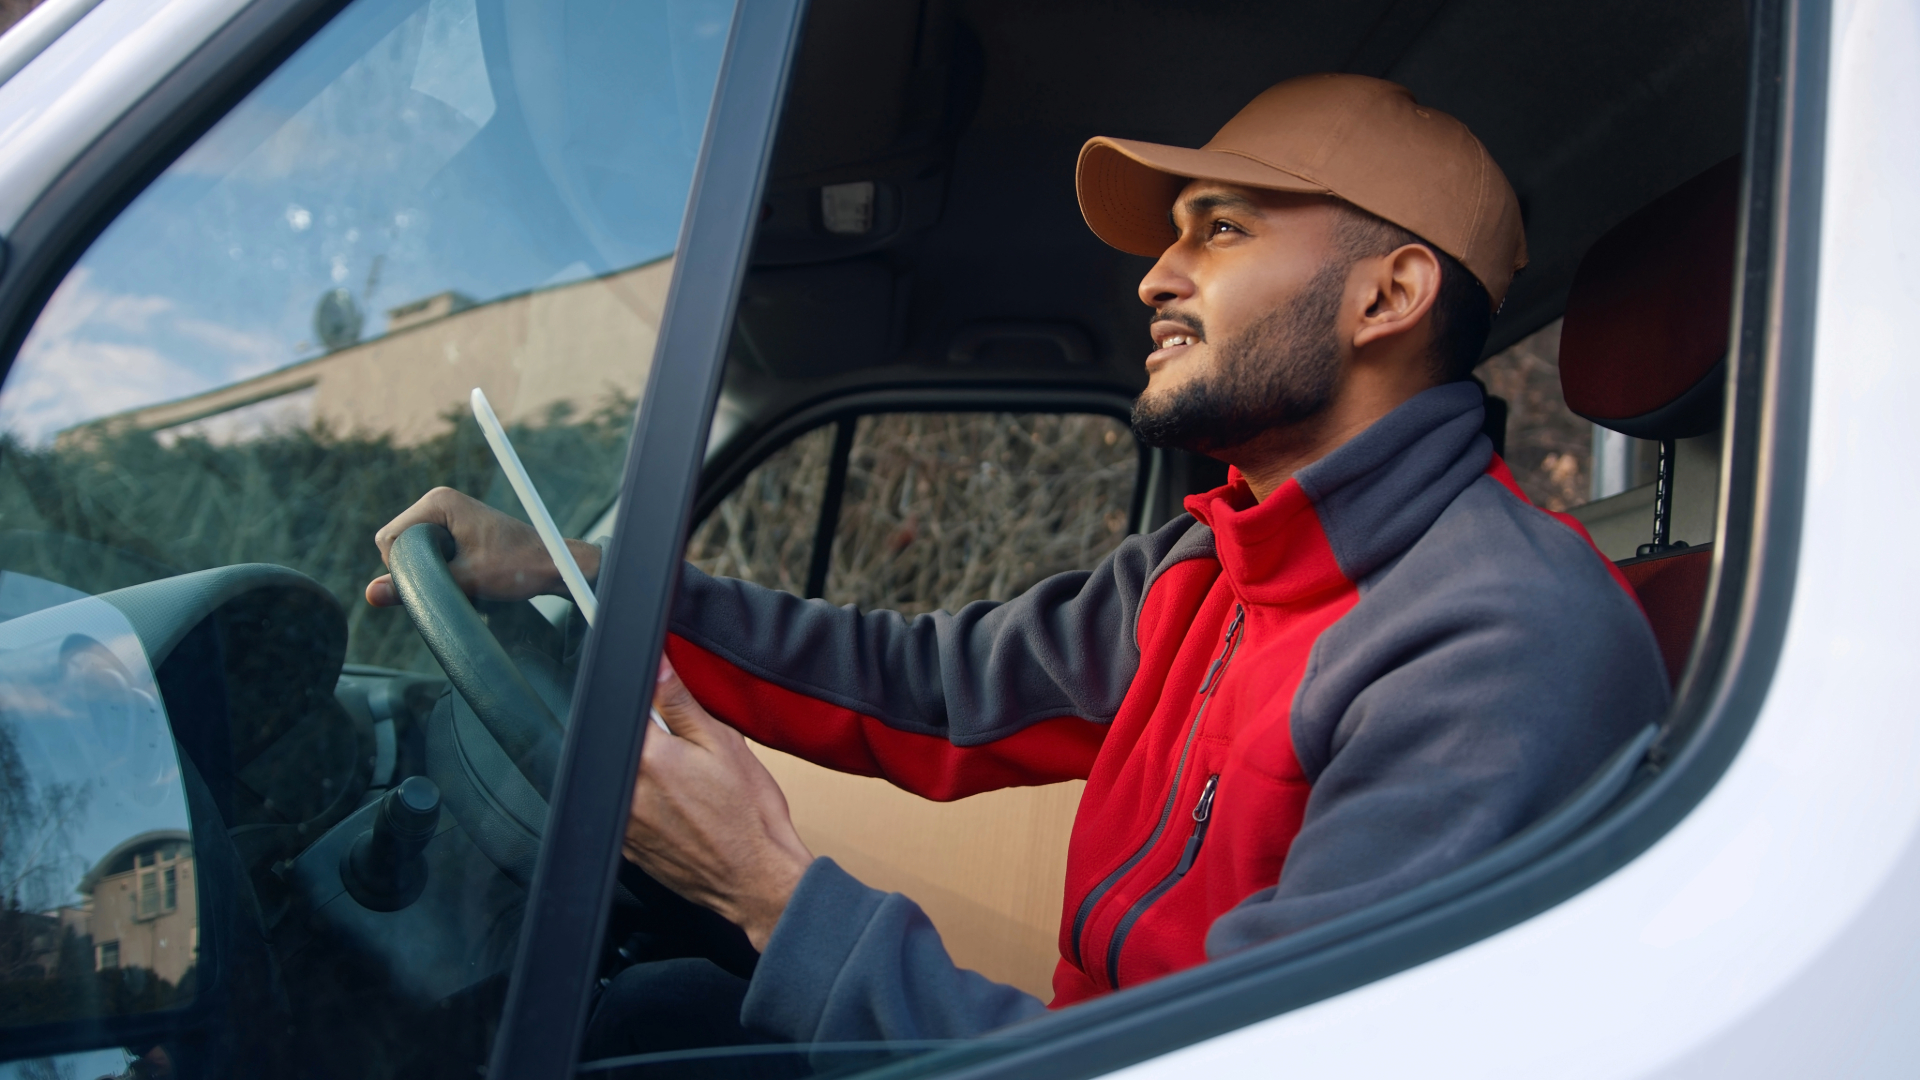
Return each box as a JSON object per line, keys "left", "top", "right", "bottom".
{"left": 0, "top": 0, "right": 732, "bottom": 1071}
{"left": 690, "top": 411, "right": 1140, "bottom": 611}
{"left": 826, "top": 413, "right": 1138, "bottom": 614}
{"left": 685, "top": 424, "right": 835, "bottom": 595}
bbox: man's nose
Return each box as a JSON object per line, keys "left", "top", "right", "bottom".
{"left": 1138, "top": 246, "right": 1195, "bottom": 308}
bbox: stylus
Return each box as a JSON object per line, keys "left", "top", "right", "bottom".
{"left": 469, "top": 388, "right": 671, "bottom": 734}
{"left": 471, "top": 387, "right": 598, "bottom": 624}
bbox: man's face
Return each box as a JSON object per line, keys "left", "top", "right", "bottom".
{"left": 1131, "top": 182, "right": 1352, "bottom": 455}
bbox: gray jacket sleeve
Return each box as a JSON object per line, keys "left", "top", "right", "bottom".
{"left": 668, "top": 516, "right": 1198, "bottom": 758}
{"left": 742, "top": 858, "right": 1046, "bottom": 1044}
{"left": 1205, "top": 479, "right": 1671, "bottom": 954}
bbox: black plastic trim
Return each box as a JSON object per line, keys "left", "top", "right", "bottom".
{"left": 489, "top": 0, "right": 810, "bottom": 1076}
{"left": 858, "top": 0, "right": 1824, "bottom": 1073}
{"left": 0, "top": 0, "right": 355, "bottom": 383}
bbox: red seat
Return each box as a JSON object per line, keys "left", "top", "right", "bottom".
{"left": 1616, "top": 547, "right": 1712, "bottom": 686}
{"left": 1558, "top": 157, "right": 1739, "bottom": 686}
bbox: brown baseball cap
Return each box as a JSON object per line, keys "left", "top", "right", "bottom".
{"left": 1077, "top": 74, "right": 1527, "bottom": 307}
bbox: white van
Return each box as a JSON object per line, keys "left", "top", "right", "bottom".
{"left": 0, "top": 0, "right": 1910, "bottom": 1075}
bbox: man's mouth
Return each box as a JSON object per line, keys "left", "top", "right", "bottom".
{"left": 1148, "top": 322, "right": 1203, "bottom": 367}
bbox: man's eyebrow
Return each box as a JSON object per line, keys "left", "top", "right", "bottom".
{"left": 1169, "top": 191, "right": 1264, "bottom": 229}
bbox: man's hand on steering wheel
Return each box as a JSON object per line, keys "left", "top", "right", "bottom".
{"left": 365, "top": 487, "right": 601, "bottom": 608}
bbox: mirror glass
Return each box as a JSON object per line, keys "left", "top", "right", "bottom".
{"left": 0, "top": 597, "right": 194, "bottom": 1029}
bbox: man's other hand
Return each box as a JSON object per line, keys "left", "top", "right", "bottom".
{"left": 624, "top": 656, "right": 814, "bottom": 952}
{"left": 364, "top": 486, "right": 601, "bottom": 607}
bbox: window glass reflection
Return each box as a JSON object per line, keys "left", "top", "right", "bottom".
{"left": 0, "top": 599, "right": 194, "bottom": 1028}
{"left": 0, "top": 0, "right": 736, "bottom": 1072}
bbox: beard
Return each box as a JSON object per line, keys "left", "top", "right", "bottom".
{"left": 1130, "top": 259, "right": 1346, "bottom": 455}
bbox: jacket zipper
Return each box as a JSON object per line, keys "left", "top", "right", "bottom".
{"left": 1070, "top": 603, "right": 1244, "bottom": 970}
{"left": 1105, "top": 772, "right": 1219, "bottom": 987}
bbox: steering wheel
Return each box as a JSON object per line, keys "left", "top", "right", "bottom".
{"left": 386, "top": 523, "right": 572, "bottom": 884}
{"left": 387, "top": 522, "right": 758, "bottom": 975}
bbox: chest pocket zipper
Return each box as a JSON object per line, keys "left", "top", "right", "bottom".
{"left": 1104, "top": 773, "right": 1219, "bottom": 988}
{"left": 1069, "top": 604, "right": 1244, "bottom": 971}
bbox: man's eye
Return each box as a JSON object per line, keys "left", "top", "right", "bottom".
{"left": 1210, "top": 220, "right": 1240, "bottom": 237}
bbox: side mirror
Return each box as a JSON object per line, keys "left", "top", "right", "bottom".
{"left": 0, "top": 592, "right": 201, "bottom": 1057}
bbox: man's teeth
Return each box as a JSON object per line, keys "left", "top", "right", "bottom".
{"left": 1160, "top": 336, "right": 1195, "bottom": 348}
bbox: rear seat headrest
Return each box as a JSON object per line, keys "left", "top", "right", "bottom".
{"left": 1559, "top": 156, "right": 1740, "bottom": 440}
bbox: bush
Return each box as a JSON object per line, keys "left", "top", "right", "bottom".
{"left": 0, "top": 396, "right": 634, "bottom": 672}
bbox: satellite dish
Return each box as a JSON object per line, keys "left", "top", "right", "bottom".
{"left": 313, "top": 288, "right": 363, "bottom": 351}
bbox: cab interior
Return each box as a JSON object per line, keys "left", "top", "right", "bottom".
{"left": 687, "top": 0, "right": 1748, "bottom": 999}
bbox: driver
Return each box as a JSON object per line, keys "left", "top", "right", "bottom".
{"left": 368, "top": 74, "right": 1666, "bottom": 1056}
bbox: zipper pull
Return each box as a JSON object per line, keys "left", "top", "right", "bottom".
{"left": 1173, "top": 774, "right": 1220, "bottom": 876}
{"left": 1191, "top": 773, "right": 1219, "bottom": 823}
{"left": 1199, "top": 607, "right": 1247, "bottom": 694}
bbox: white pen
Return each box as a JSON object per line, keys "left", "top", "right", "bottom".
{"left": 470, "top": 387, "right": 670, "bottom": 734}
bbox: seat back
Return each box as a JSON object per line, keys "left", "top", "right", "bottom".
{"left": 1616, "top": 546, "right": 1713, "bottom": 685}
{"left": 1558, "top": 156, "right": 1739, "bottom": 682}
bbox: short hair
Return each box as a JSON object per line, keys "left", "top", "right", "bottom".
{"left": 1334, "top": 206, "right": 1494, "bottom": 383}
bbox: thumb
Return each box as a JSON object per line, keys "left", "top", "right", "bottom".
{"left": 651, "top": 655, "right": 713, "bottom": 742}
{"left": 366, "top": 574, "right": 399, "bottom": 608}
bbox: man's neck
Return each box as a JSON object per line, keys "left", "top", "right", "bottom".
{"left": 1230, "top": 374, "right": 1443, "bottom": 502}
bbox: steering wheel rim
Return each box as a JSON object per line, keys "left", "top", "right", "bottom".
{"left": 389, "top": 523, "right": 762, "bottom": 976}
{"left": 388, "top": 522, "right": 564, "bottom": 799}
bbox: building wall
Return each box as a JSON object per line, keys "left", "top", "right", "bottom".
{"left": 72, "top": 258, "right": 673, "bottom": 447}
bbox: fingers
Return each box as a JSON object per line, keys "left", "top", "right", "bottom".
{"left": 372, "top": 486, "right": 462, "bottom": 566}
{"left": 624, "top": 657, "right": 812, "bottom": 945}
{"left": 650, "top": 655, "right": 717, "bottom": 744}
{"left": 368, "top": 486, "right": 563, "bottom": 604}
{"left": 367, "top": 486, "right": 465, "bottom": 607}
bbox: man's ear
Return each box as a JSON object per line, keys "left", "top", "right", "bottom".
{"left": 1351, "top": 244, "right": 1442, "bottom": 353}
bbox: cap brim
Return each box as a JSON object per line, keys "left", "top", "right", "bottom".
{"left": 1076, "top": 137, "right": 1328, "bottom": 257}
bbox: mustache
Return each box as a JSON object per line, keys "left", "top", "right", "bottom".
{"left": 1150, "top": 309, "right": 1206, "bottom": 341}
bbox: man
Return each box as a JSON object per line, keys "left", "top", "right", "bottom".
{"left": 368, "top": 74, "right": 1666, "bottom": 1050}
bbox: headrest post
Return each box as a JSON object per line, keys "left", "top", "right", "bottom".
{"left": 1637, "top": 438, "right": 1680, "bottom": 558}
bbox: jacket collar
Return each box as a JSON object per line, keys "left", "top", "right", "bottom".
{"left": 1183, "top": 381, "right": 1491, "bottom": 605}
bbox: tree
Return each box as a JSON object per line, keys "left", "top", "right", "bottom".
{"left": 0, "top": 722, "right": 91, "bottom": 980}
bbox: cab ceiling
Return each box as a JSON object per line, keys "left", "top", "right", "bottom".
{"left": 723, "top": 0, "right": 1748, "bottom": 421}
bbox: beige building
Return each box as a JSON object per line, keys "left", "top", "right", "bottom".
{"left": 67, "top": 830, "right": 198, "bottom": 987}
{"left": 63, "top": 258, "right": 673, "bottom": 448}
